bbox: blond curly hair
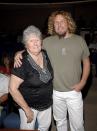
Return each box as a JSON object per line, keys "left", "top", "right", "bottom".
{"left": 48, "top": 11, "right": 76, "bottom": 35}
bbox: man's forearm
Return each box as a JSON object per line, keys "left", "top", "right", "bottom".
{"left": 80, "top": 57, "right": 90, "bottom": 89}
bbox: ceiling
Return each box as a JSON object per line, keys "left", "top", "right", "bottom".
{"left": 0, "top": 0, "right": 96, "bottom": 3}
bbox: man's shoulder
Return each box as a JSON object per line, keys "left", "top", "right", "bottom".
{"left": 71, "top": 34, "right": 86, "bottom": 43}
{"left": 72, "top": 34, "right": 83, "bottom": 39}
{"left": 0, "top": 73, "right": 9, "bottom": 82}
{"left": 0, "top": 73, "right": 8, "bottom": 78}
{"left": 43, "top": 35, "right": 57, "bottom": 41}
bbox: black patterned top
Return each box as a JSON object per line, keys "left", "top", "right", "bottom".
{"left": 12, "top": 50, "right": 53, "bottom": 111}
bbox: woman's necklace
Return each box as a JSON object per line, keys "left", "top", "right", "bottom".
{"left": 30, "top": 52, "right": 43, "bottom": 69}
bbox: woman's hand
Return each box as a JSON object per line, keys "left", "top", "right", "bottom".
{"left": 14, "top": 50, "right": 24, "bottom": 68}
{"left": 25, "top": 107, "right": 34, "bottom": 123}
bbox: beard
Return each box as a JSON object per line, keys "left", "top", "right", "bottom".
{"left": 57, "top": 33, "right": 66, "bottom": 39}
{"left": 56, "top": 32, "right": 67, "bottom": 39}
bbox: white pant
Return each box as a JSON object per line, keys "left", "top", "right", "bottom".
{"left": 53, "top": 90, "right": 84, "bottom": 131}
{"left": 19, "top": 107, "right": 51, "bottom": 131}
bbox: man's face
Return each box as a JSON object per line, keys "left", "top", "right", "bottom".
{"left": 54, "top": 14, "right": 68, "bottom": 36}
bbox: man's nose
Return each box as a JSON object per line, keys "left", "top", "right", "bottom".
{"left": 58, "top": 22, "right": 61, "bottom": 27}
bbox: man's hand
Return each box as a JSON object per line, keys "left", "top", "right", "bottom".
{"left": 14, "top": 50, "right": 24, "bottom": 68}
{"left": 73, "top": 80, "right": 86, "bottom": 92}
{"left": 0, "top": 94, "right": 8, "bottom": 105}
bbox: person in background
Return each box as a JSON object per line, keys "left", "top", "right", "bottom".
{"left": 0, "top": 73, "right": 9, "bottom": 127}
{"left": 0, "top": 53, "right": 13, "bottom": 75}
{"left": 0, "top": 72, "right": 20, "bottom": 129}
{"left": 89, "top": 35, "right": 97, "bottom": 77}
{"left": 0, "top": 58, "right": 20, "bottom": 129}
{"left": 9, "top": 25, "right": 53, "bottom": 131}
{"left": 14, "top": 11, "right": 90, "bottom": 131}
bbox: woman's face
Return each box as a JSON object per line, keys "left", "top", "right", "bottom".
{"left": 25, "top": 34, "right": 42, "bottom": 54}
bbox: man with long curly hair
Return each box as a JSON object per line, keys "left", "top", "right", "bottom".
{"left": 14, "top": 11, "right": 90, "bottom": 131}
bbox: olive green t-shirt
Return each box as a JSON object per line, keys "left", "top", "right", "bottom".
{"left": 43, "top": 34, "right": 90, "bottom": 92}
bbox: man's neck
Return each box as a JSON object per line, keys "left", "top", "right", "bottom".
{"left": 64, "top": 32, "right": 72, "bottom": 39}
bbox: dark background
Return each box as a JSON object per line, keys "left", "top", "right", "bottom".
{"left": 0, "top": 0, "right": 97, "bottom": 33}
{"left": 0, "top": 0, "right": 97, "bottom": 55}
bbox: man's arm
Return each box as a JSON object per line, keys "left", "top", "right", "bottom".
{"left": 74, "top": 57, "right": 90, "bottom": 92}
{"left": 14, "top": 50, "right": 25, "bottom": 68}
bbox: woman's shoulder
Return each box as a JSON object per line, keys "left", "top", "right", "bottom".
{"left": 22, "top": 50, "right": 28, "bottom": 57}
{"left": 42, "top": 49, "right": 51, "bottom": 63}
{"left": 42, "top": 49, "right": 48, "bottom": 57}
{"left": 21, "top": 51, "right": 28, "bottom": 62}
{"left": 42, "top": 49, "right": 47, "bottom": 53}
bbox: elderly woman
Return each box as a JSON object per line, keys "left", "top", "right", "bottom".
{"left": 9, "top": 25, "right": 53, "bottom": 131}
